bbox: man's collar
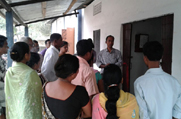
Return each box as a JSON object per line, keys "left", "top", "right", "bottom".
{"left": 50, "top": 45, "right": 59, "bottom": 53}
{"left": 106, "top": 48, "right": 115, "bottom": 53}
{"left": 145, "top": 67, "right": 163, "bottom": 74}
{"left": 77, "top": 56, "right": 89, "bottom": 66}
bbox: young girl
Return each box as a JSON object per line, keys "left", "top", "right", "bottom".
{"left": 27, "top": 52, "right": 46, "bottom": 85}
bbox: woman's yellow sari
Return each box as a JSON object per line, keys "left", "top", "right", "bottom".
{"left": 92, "top": 90, "right": 139, "bottom": 119}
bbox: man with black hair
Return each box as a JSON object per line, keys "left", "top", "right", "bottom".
{"left": 96, "top": 35, "right": 122, "bottom": 74}
{"left": 41, "top": 33, "right": 64, "bottom": 81}
{"left": 71, "top": 40, "right": 99, "bottom": 98}
{"left": 40, "top": 39, "right": 51, "bottom": 57}
{"left": 0, "top": 35, "right": 8, "bottom": 119}
{"left": 87, "top": 38, "right": 96, "bottom": 63}
{"left": 134, "top": 41, "right": 181, "bottom": 119}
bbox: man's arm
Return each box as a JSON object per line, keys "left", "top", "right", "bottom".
{"left": 134, "top": 81, "right": 150, "bottom": 119}
{"left": 99, "top": 64, "right": 109, "bottom": 68}
{"left": 0, "top": 82, "right": 5, "bottom": 119}
{"left": 115, "top": 51, "right": 122, "bottom": 67}
{"left": 96, "top": 52, "right": 105, "bottom": 68}
{"left": 96, "top": 52, "right": 108, "bottom": 68}
{"left": 172, "top": 87, "right": 181, "bottom": 119}
{"left": 41, "top": 54, "right": 58, "bottom": 81}
{"left": 84, "top": 70, "right": 99, "bottom": 99}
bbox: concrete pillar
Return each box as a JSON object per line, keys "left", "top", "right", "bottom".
{"left": 25, "top": 26, "right": 29, "bottom": 36}
{"left": 77, "top": 9, "right": 82, "bottom": 41}
{"left": 6, "top": 11, "right": 14, "bottom": 68}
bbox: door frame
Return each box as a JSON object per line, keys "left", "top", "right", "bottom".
{"left": 122, "top": 14, "right": 173, "bottom": 92}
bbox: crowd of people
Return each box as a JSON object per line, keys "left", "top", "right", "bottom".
{"left": 0, "top": 33, "right": 181, "bottom": 119}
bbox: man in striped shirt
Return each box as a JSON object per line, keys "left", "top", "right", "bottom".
{"left": 96, "top": 35, "right": 122, "bottom": 74}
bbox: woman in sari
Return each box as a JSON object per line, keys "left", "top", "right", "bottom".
{"left": 5, "top": 42, "right": 42, "bottom": 119}
{"left": 92, "top": 64, "right": 139, "bottom": 119}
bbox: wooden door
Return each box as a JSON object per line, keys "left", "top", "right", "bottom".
{"left": 122, "top": 24, "right": 132, "bottom": 92}
{"left": 62, "top": 29, "right": 67, "bottom": 41}
{"left": 161, "top": 14, "right": 173, "bottom": 74}
{"left": 62, "top": 28, "right": 75, "bottom": 55}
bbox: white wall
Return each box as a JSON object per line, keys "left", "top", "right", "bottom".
{"left": 51, "top": 14, "right": 78, "bottom": 53}
{"left": 84, "top": 0, "right": 181, "bottom": 84}
{"left": 51, "top": 20, "right": 57, "bottom": 33}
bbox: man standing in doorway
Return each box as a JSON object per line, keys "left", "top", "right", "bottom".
{"left": 96, "top": 35, "right": 122, "bottom": 74}
{"left": 0, "top": 35, "right": 9, "bottom": 119}
{"left": 134, "top": 41, "right": 181, "bottom": 119}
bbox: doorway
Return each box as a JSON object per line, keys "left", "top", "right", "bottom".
{"left": 93, "top": 29, "right": 101, "bottom": 54}
{"left": 122, "top": 14, "right": 173, "bottom": 94}
{"left": 93, "top": 29, "right": 101, "bottom": 70}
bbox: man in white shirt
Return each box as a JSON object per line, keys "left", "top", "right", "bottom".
{"left": 41, "top": 33, "right": 63, "bottom": 81}
{"left": 134, "top": 41, "right": 181, "bottom": 119}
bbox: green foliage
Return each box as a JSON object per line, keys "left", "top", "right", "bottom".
{"left": 0, "top": 16, "right": 51, "bottom": 39}
{"left": 0, "top": 17, "right": 5, "bottom": 29}
{"left": 28, "top": 21, "right": 51, "bottom": 39}
{"left": 0, "top": 17, "right": 6, "bottom": 36}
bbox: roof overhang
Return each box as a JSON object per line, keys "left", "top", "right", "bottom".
{"left": 0, "top": 0, "right": 94, "bottom": 26}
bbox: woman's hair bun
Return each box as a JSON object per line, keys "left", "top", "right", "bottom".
{"left": 10, "top": 42, "right": 29, "bottom": 62}
{"left": 10, "top": 50, "right": 20, "bottom": 61}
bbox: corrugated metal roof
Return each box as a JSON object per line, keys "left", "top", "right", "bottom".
{"left": 7, "top": 0, "right": 25, "bottom": 4}
{"left": 0, "top": 0, "right": 94, "bottom": 26}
